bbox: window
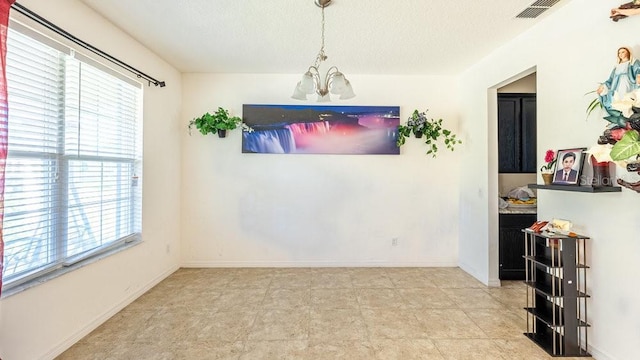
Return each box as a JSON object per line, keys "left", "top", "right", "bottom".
{"left": 2, "top": 25, "right": 142, "bottom": 291}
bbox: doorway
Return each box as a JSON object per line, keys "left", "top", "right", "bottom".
{"left": 496, "top": 72, "right": 537, "bottom": 282}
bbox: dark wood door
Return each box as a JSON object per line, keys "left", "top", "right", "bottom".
{"left": 521, "top": 96, "right": 537, "bottom": 173}
{"left": 498, "top": 97, "right": 520, "bottom": 173}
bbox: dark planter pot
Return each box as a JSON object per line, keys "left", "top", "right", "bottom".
{"left": 217, "top": 129, "right": 227, "bottom": 138}
{"left": 590, "top": 155, "right": 612, "bottom": 186}
{"left": 414, "top": 131, "right": 423, "bottom": 138}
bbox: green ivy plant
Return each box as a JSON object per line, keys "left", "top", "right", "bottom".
{"left": 610, "top": 130, "right": 640, "bottom": 161}
{"left": 397, "top": 109, "right": 461, "bottom": 157}
{"left": 188, "top": 107, "right": 242, "bottom": 136}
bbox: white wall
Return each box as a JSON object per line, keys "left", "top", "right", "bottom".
{"left": 0, "top": 1, "right": 183, "bottom": 359}
{"left": 498, "top": 72, "right": 536, "bottom": 93}
{"left": 458, "top": 0, "right": 640, "bottom": 358}
{"left": 181, "top": 74, "right": 461, "bottom": 267}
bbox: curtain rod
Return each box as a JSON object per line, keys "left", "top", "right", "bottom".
{"left": 10, "top": 2, "right": 166, "bottom": 87}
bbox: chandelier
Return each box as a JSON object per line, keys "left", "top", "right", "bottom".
{"left": 292, "top": 0, "right": 355, "bottom": 102}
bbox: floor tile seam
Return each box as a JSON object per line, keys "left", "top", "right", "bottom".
{"left": 431, "top": 336, "right": 518, "bottom": 343}
{"left": 307, "top": 302, "right": 312, "bottom": 340}
{"left": 410, "top": 306, "right": 466, "bottom": 312}
{"left": 431, "top": 339, "right": 510, "bottom": 360}
{"left": 261, "top": 305, "right": 313, "bottom": 311}
{"left": 177, "top": 289, "right": 226, "bottom": 298}
{"left": 472, "top": 286, "right": 493, "bottom": 294}
{"left": 238, "top": 338, "right": 250, "bottom": 357}
{"left": 130, "top": 307, "right": 175, "bottom": 343}
{"left": 394, "top": 286, "right": 448, "bottom": 300}
{"left": 354, "top": 284, "right": 375, "bottom": 346}
{"left": 357, "top": 305, "right": 415, "bottom": 312}
{"left": 454, "top": 306, "right": 506, "bottom": 311}
{"left": 267, "top": 286, "right": 312, "bottom": 290}
{"left": 489, "top": 338, "right": 539, "bottom": 355}
{"left": 243, "top": 286, "right": 272, "bottom": 349}
{"left": 488, "top": 306, "right": 527, "bottom": 320}
{"left": 442, "top": 294, "right": 497, "bottom": 309}
{"left": 115, "top": 307, "right": 161, "bottom": 317}
{"left": 353, "top": 291, "right": 411, "bottom": 311}
{"left": 266, "top": 286, "right": 312, "bottom": 292}
{"left": 209, "top": 308, "right": 262, "bottom": 316}
{"left": 432, "top": 286, "right": 484, "bottom": 292}
{"left": 486, "top": 292, "right": 521, "bottom": 309}
{"left": 257, "top": 279, "right": 273, "bottom": 305}
{"left": 307, "top": 333, "right": 369, "bottom": 343}
{"left": 404, "top": 289, "right": 458, "bottom": 310}
{"left": 351, "top": 285, "right": 396, "bottom": 290}
{"left": 459, "top": 308, "right": 496, "bottom": 340}
{"left": 309, "top": 305, "right": 361, "bottom": 311}
{"left": 387, "top": 276, "right": 404, "bottom": 288}
{"left": 352, "top": 286, "right": 401, "bottom": 295}
{"left": 87, "top": 329, "right": 140, "bottom": 345}
{"left": 365, "top": 334, "right": 433, "bottom": 342}
{"left": 107, "top": 339, "right": 249, "bottom": 348}
{"left": 427, "top": 333, "right": 498, "bottom": 340}
{"left": 390, "top": 337, "right": 447, "bottom": 360}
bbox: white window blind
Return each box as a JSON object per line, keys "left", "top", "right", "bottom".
{"left": 2, "top": 27, "right": 142, "bottom": 289}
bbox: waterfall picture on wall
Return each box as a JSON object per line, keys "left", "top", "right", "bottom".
{"left": 242, "top": 104, "right": 400, "bottom": 154}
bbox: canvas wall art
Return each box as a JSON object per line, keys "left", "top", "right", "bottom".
{"left": 242, "top": 104, "right": 400, "bottom": 155}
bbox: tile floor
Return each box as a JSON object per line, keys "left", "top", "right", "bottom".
{"left": 56, "top": 267, "right": 594, "bottom": 359}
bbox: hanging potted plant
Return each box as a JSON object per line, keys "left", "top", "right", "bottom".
{"left": 188, "top": 107, "right": 242, "bottom": 138}
{"left": 397, "top": 109, "right": 461, "bottom": 157}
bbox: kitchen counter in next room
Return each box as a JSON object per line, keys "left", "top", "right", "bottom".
{"left": 499, "top": 207, "right": 537, "bottom": 214}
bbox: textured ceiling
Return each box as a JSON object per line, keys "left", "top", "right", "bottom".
{"left": 78, "top": 0, "right": 568, "bottom": 75}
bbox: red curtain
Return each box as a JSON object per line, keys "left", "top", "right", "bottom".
{"left": 0, "top": 0, "right": 15, "bottom": 296}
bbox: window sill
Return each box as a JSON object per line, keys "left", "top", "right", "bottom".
{"left": 1, "top": 238, "right": 143, "bottom": 299}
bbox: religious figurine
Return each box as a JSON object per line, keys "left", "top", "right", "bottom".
{"left": 610, "top": 1, "right": 640, "bottom": 21}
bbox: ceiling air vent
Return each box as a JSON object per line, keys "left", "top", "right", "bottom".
{"left": 516, "top": 0, "right": 561, "bottom": 19}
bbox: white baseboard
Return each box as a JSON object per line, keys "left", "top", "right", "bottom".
{"left": 42, "top": 264, "right": 179, "bottom": 360}
{"left": 458, "top": 261, "right": 489, "bottom": 286}
{"left": 588, "top": 344, "right": 615, "bottom": 360}
{"left": 180, "top": 260, "right": 459, "bottom": 268}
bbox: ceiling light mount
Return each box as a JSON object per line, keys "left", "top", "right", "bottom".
{"left": 314, "top": 0, "right": 332, "bottom": 8}
{"left": 292, "top": 0, "right": 354, "bottom": 102}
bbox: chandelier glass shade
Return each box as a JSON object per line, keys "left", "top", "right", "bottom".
{"left": 292, "top": 0, "right": 355, "bottom": 102}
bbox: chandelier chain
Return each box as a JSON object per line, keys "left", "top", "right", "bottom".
{"left": 314, "top": 5, "right": 328, "bottom": 68}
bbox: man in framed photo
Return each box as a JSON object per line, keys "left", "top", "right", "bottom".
{"left": 554, "top": 152, "right": 579, "bottom": 183}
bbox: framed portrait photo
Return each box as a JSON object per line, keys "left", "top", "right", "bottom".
{"left": 552, "top": 148, "right": 586, "bottom": 185}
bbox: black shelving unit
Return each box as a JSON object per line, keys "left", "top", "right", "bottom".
{"left": 523, "top": 230, "right": 591, "bottom": 357}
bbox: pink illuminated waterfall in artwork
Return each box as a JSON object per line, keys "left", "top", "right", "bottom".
{"left": 287, "top": 121, "right": 331, "bottom": 150}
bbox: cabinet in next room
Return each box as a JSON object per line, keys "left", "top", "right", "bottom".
{"left": 499, "top": 213, "right": 536, "bottom": 280}
{"left": 498, "top": 94, "right": 536, "bottom": 173}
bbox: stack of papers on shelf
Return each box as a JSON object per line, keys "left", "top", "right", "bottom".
{"left": 541, "top": 218, "right": 573, "bottom": 235}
